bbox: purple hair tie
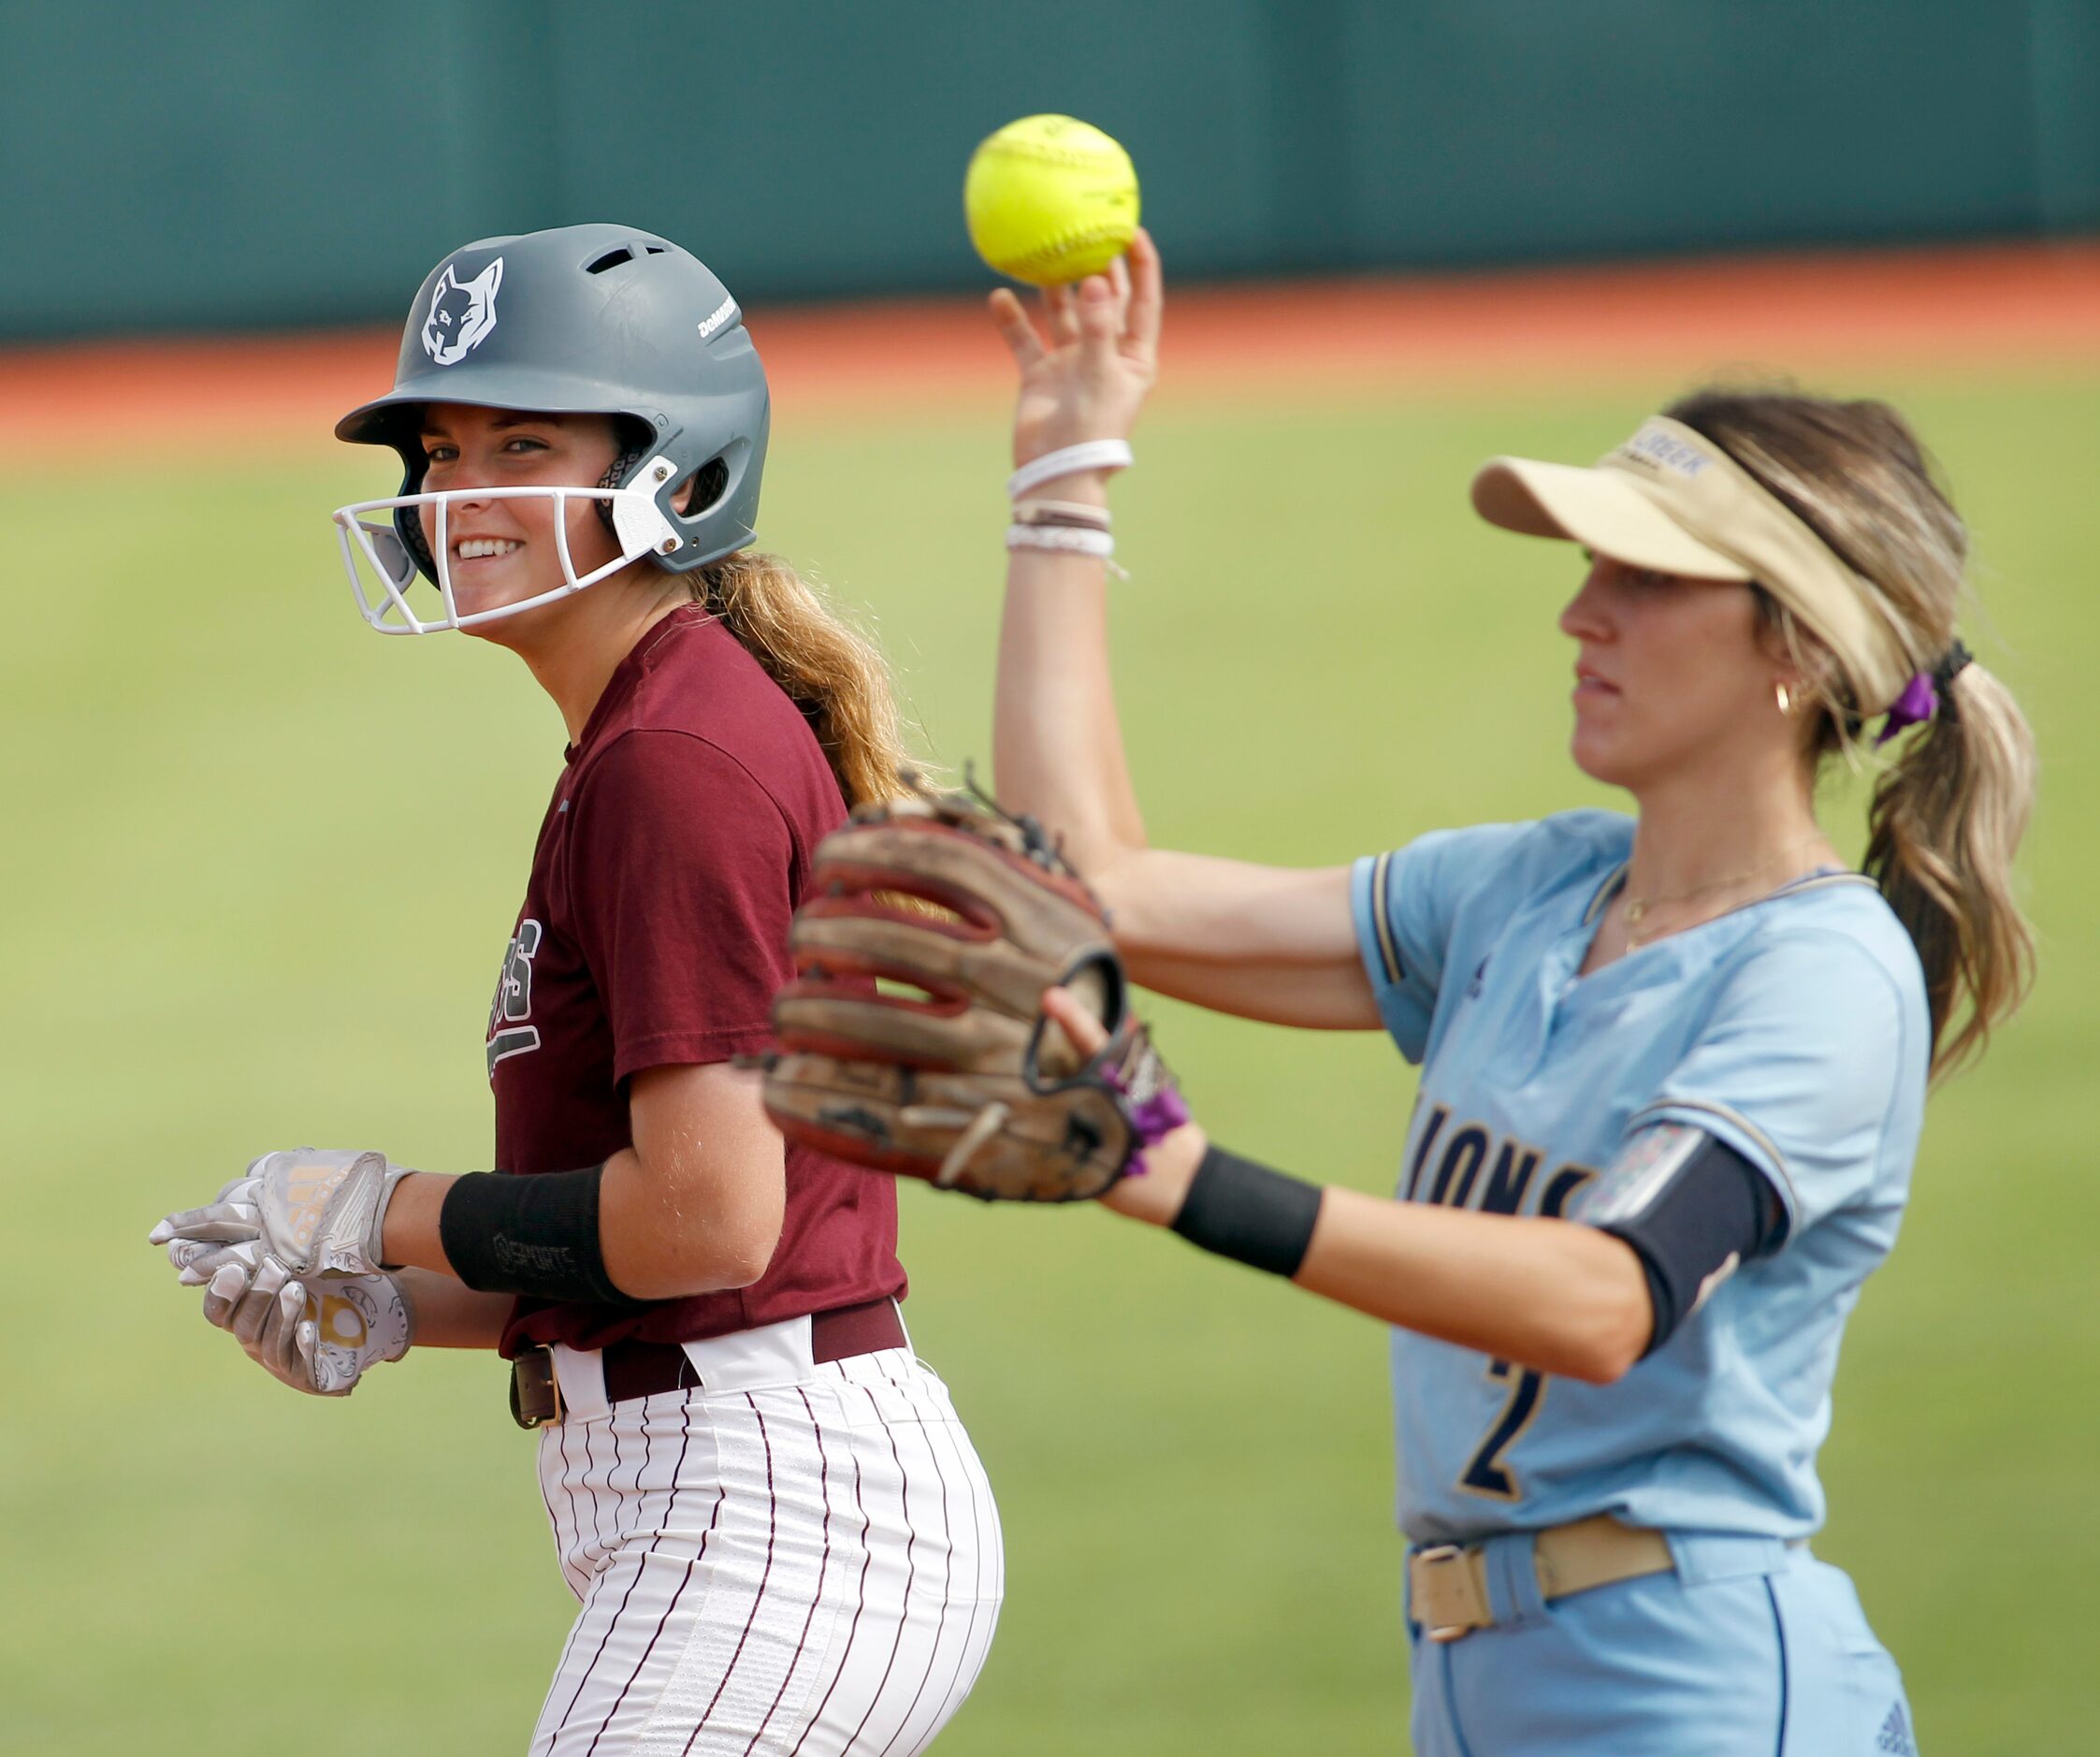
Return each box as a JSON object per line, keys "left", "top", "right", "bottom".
{"left": 1877, "top": 640, "right": 1973, "bottom": 746}
{"left": 1876, "top": 672, "right": 1938, "bottom": 746}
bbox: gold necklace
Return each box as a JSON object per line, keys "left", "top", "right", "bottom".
{"left": 1620, "top": 833, "right": 1827, "bottom": 951}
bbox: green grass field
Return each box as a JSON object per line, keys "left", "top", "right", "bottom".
{"left": 4, "top": 365, "right": 2095, "bottom": 1753}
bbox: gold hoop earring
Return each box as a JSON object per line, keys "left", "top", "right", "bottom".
{"left": 1775, "top": 681, "right": 1793, "bottom": 716}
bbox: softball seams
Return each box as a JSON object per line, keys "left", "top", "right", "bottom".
{"left": 978, "top": 140, "right": 1127, "bottom": 171}
{"left": 993, "top": 226, "right": 1136, "bottom": 277}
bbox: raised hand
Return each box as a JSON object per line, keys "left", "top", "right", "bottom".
{"left": 988, "top": 227, "right": 1164, "bottom": 470}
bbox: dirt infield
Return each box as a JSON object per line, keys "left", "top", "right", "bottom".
{"left": 1, "top": 241, "right": 2093, "bottom": 455}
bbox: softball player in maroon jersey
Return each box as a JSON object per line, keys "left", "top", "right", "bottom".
{"left": 151, "top": 225, "right": 1002, "bottom": 1754}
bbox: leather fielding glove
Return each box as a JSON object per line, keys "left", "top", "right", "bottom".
{"left": 150, "top": 1149, "right": 413, "bottom": 1279}
{"left": 756, "top": 773, "right": 1188, "bottom": 1201}
{"left": 169, "top": 1240, "right": 412, "bottom": 1397}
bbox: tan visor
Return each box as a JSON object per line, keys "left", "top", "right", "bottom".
{"left": 1470, "top": 415, "right": 1919, "bottom": 714}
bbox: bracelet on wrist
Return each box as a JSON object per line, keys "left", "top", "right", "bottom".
{"left": 1006, "top": 524, "right": 1114, "bottom": 556}
{"left": 1005, "top": 522, "right": 1128, "bottom": 579}
{"left": 1007, "top": 440, "right": 1133, "bottom": 501}
{"left": 1012, "top": 499, "right": 1113, "bottom": 532}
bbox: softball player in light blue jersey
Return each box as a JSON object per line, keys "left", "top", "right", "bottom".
{"left": 1354, "top": 812, "right": 1923, "bottom": 1750}
{"left": 976, "top": 234, "right": 2037, "bottom": 1753}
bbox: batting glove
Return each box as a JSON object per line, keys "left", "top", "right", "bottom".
{"left": 178, "top": 1242, "right": 412, "bottom": 1397}
{"left": 149, "top": 1148, "right": 414, "bottom": 1279}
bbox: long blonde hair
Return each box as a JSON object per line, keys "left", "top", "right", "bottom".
{"left": 689, "top": 550, "right": 914, "bottom": 812}
{"left": 1669, "top": 388, "right": 2036, "bottom": 1079}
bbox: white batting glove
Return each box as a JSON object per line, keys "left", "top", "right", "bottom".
{"left": 189, "top": 1247, "right": 413, "bottom": 1397}
{"left": 149, "top": 1148, "right": 414, "bottom": 1279}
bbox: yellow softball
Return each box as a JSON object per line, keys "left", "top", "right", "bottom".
{"left": 963, "top": 115, "right": 1140, "bottom": 286}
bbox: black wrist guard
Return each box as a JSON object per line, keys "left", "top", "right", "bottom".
{"left": 439, "top": 1168, "right": 644, "bottom": 1307}
{"left": 1170, "top": 1144, "right": 1325, "bottom": 1279}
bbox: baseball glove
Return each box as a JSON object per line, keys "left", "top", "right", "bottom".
{"left": 759, "top": 774, "right": 1187, "bottom": 1201}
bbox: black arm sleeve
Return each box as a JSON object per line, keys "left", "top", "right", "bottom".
{"left": 439, "top": 1168, "right": 646, "bottom": 1307}
{"left": 1587, "top": 1130, "right": 1787, "bottom": 1358}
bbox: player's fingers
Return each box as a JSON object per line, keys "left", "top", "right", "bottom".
{"left": 1125, "top": 228, "right": 1164, "bottom": 359}
{"left": 294, "top": 1319, "right": 331, "bottom": 1392}
{"left": 1041, "top": 984, "right": 1112, "bottom": 1057}
{"left": 170, "top": 1237, "right": 257, "bottom": 1286}
{"left": 150, "top": 1200, "right": 261, "bottom": 1246}
{"left": 229, "top": 1282, "right": 275, "bottom": 1351}
{"left": 167, "top": 1237, "right": 223, "bottom": 1283}
{"left": 259, "top": 1281, "right": 306, "bottom": 1380}
{"left": 201, "top": 1262, "right": 251, "bottom": 1329}
{"left": 1042, "top": 282, "right": 1081, "bottom": 344}
{"left": 149, "top": 1176, "right": 263, "bottom": 1245}
{"left": 1076, "top": 274, "right": 1122, "bottom": 358}
{"left": 205, "top": 1251, "right": 282, "bottom": 1335}
{"left": 987, "top": 288, "right": 1045, "bottom": 368}
{"left": 228, "top": 1256, "right": 290, "bottom": 1349}
{"left": 166, "top": 1238, "right": 210, "bottom": 1278}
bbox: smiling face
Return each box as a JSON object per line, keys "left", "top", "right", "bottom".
{"left": 1558, "top": 552, "right": 1800, "bottom": 792}
{"left": 414, "top": 403, "right": 626, "bottom": 631}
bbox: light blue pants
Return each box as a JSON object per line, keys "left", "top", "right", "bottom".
{"left": 1407, "top": 1532, "right": 1916, "bottom": 1755}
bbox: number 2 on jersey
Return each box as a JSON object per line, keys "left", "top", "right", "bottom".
{"left": 1460, "top": 1358, "right": 1545, "bottom": 1500}
{"left": 1454, "top": 1162, "right": 1596, "bottom": 1501}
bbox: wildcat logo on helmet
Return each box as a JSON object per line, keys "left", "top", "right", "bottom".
{"left": 421, "top": 257, "right": 504, "bottom": 365}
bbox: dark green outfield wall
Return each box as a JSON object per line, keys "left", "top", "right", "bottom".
{"left": 2, "top": 1, "right": 2094, "bottom": 340}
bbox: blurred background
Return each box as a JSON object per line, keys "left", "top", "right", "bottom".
{"left": 4, "top": 1, "right": 2099, "bottom": 332}
{"left": 2, "top": 5, "right": 2094, "bottom": 1753}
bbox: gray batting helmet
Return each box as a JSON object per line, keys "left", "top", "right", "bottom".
{"left": 336, "top": 223, "right": 769, "bottom": 585}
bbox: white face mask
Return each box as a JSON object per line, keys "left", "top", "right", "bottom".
{"left": 329, "top": 460, "right": 682, "bottom": 635}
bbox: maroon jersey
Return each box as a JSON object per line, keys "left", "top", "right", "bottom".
{"left": 487, "top": 604, "right": 905, "bottom": 1356}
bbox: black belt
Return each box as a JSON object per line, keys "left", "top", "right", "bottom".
{"left": 510, "top": 1297, "right": 905, "bottom": 1429}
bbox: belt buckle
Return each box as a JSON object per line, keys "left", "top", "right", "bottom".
{"left": 1412, "top": 1543, "right": 1485, "bottom": 1644}
{"left": 510, "top": 1345, "right": 564, "bottom": 1430}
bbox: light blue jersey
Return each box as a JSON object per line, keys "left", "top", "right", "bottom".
{"left": 1351, "top": 809, "right": 1930, "bottom": 1546}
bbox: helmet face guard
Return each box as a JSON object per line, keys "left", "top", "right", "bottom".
{"left": 332, "top": 224, "right": 769, "bottom": 636}
{"left": 332, "top": 471, "right": 684, "bottom": 635}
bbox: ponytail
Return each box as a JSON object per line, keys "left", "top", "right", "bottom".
{"left": 689, "top": 551, "right": 915, "bottom": 812}
{"left": 1672, "top": 386, "right": 2038, "bottom": 1081}
{"left": 1862, "top": 661, "right": 2037, "bottom": 1079}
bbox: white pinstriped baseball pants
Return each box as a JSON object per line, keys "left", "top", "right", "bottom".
{"left": 528, "top": 1314, "right": 1004, "bottom": 1755}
